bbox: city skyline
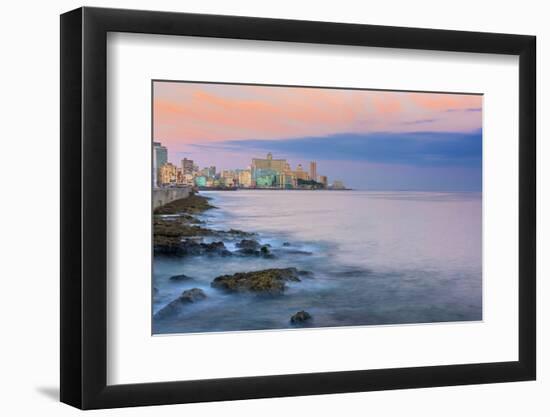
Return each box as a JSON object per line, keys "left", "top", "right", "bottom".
{"left": 153, "top": 145, "right": 341, "bottom": 190}
{"left": 154, "top": 81, "right": 482, "bottom": 191}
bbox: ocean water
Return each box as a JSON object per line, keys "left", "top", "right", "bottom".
{"left": 153, "top": 190, "right": 482, "bottom": 334}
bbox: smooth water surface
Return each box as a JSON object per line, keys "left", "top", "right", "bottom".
{"left": 153, "top": 190, "right": 482, "bottom": 334}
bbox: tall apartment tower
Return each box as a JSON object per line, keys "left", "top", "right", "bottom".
{"left": 309, "top": 161, "right": 317, "bottom": 182}
{"left": 153, "top": 142, "right": 168, "bottom": 188}
{"left": 181, "top": 158, "right": 194, "bottom": 175}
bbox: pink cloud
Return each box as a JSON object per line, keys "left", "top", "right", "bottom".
{"left": 153, "top": 82, "right": 482, "bottom": 152}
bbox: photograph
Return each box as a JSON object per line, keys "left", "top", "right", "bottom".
{"left": 151, "top": 81, "right": 483, "bottom": 335}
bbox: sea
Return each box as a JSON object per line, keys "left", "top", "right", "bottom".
{"left": 153, "top": 190, "right": 482, "bottom": 334}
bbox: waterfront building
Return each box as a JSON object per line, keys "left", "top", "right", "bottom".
{"left": 252, "top": 168, "right": 281, "bottom": 188}
{"left": 153, "top": 142, "right": 167, "bottom": 188}
{"left": 256, "top": 170, "right": 279, "bottom": 188}
{"left": 194, "top": 176, "right": 207, "bottom": 187}
{"left": 238, "top": 169, "right": 252, "bottom": 188}
{"left": 204, "top": 166, "right": 216, "bottom": 178}
{"left": 280, "top": 172, "right": 297, "bottom": 189}
{"left": 159, "top": 162, "right": 177, "bottom": 186}
{"left": 319, "top": 175, "right": 328, "bottom": 189}
{"left": 176, "top": 167, "right": 185, "bottom": 185}
{"left": 331, "top": 180, "right": 346, "bottom": 190}
{"left": 181, "top": 158, "right": 194, "bottom": 175}
{"left": 223, "top": 176, "right": 237, "bottom": 187}
{"left": 221, "top": 169, "right": 236, "bottom": 179}
{"left": 200, "top": 166, "right": 217, "bottom": 179}
{"left": 294, "top": 164, "right": 310, "bottom": 181}
{"left": 252, "top": 153, "right": 287, "bottom": 173}
{"left": 309, "top": 161, "right": 317, "bottom": 182}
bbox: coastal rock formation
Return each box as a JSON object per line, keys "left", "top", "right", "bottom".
{"left": 153, "top": 288, "right": 207, "bottom": 320}
{"left": 154, "top": 193, "right": 215, "bottom": 215}
{"left": 180, "top": 288, "right": 207, "bottom": 302}
{"left": 155, "top": 240, "right": 232, "bottom": 257}
{"left": 290, "top": 310, "right": 312, "bottom": 324}
{"left": 153, "top": 236, "right": 185, "bottom": 255}
{"left": 154, "top": 219, "right": 211, "bottom": 239}
{"left": 211, "top": 268, "right": 304, "bottom": 295}
{"left": 236, "top": 239, "right": 261, "bottom": 250}
{"left": 169, "top": 273, "right": 194, "bottom": 281}
{"left": 226, "top": 229, "right": 255, "bottom": 237}
{"left": 178, "top": 240, "right": 232, "bottom": 257}
{"left": 153, "top": 194, "right": 255, "bottom": 257}
{"left": 234, "top": 239, "right": 274, "bottom": 257}
{"left": 153, "top": 216, "right": 213, "bottom": 256}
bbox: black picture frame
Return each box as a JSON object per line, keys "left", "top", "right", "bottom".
{"left": 60, "top": 6, "right": 536, "bottom": 410}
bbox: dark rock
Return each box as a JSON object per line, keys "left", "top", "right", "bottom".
{"left": 201, "top": 241, "right": 232, "bottom": 256}
{"left": 211, "top": 268, "right": 301, "bottom": 295}
{"left": 235, "top": 246, "right": 275, "bottom": 258}
{"left": 260, "top": 245, "right": 275, "bottom": 258}
{"left": 236, "top": 248, "right": 261, "bottom": 256}
{"left": 224, "top": 228, "right": 256, "bottom": 238}
{"left": 153, "top": 288, "right": 207, "bottom": 320}
{"left": 297, "top": 270, "right": 314, "bottom": 277}
{"left": 177, "top": 240, "right": 203, "bottom": 256}
{"left": 180, "top": 288, "right": 207, "bottom": 302}
{"left": 282, "top": 242, "right": 291, "bottom": 247}
{"left": 154, "top": 240, "right": 184, "bottom": 256}
{"left": 153, "top": 216, "right": 214, "bottom": 256}
{"left": 156, "top": 239, "right": 231, "bottom": 257}
{"left": 236, "top": 239, "right": 261, "bottom": 250}
{"left": 169, "top": 273, "right": 194, "bottom": 281}
{"left": 290, "top": 310, "right": 312, "bottom": 324}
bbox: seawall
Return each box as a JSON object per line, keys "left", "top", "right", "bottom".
{"left": 153, "top": 187, "right": 192, "bottom": 209}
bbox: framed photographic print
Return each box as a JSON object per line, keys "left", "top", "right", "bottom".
{"left": 60, "top": 7, "right": 536, "bottom": 409}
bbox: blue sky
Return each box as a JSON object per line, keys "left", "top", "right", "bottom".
{"left": 187, "top": 129, "right": 482, "bottom": 191}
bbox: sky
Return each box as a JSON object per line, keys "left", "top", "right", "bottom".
{"left": 153, "top": 81, "right": 482, "bottom": 191}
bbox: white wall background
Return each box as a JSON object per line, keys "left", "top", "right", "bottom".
{"left": 0, "top": 0, "right": 545, "bottom": 415}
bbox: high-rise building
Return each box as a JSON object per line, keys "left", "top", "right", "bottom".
{"left": 251, "top": 153, "right": 288, "bottom": 188}
{"left": 319, "top": 175, "right": 328, "bottom": 188}
{"left": 153, "top": 142, "right": 167, "bottom": 187}
{"left": 251, "top": 153, "right": 287, "bottom": 173}
{"left": 159, "top": 163, "right": 177, "bottom": 186}
{"left": 181, "top": 158, "right": 194, "bottom": 175}
{"left": 309, "top": 161, "right": 317, "bottom": 182}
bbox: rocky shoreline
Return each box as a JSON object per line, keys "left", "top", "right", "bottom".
{"left": 153, "top": 193, "right": 313, "bottom": 325}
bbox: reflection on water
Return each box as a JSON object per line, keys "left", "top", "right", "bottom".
{"left": 153, "top": 190, "right": 482, "bottom": 334}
